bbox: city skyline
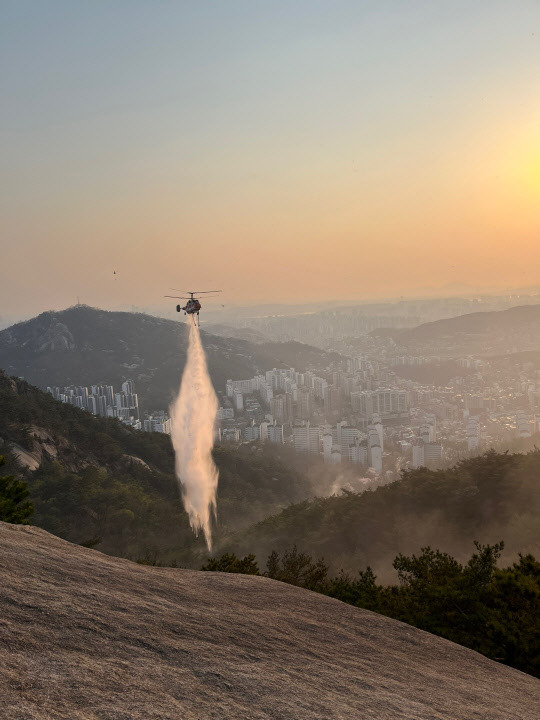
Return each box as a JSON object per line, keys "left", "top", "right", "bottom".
{"left": 2, "top": 1, "right": 539, "bottom": 318}
{"left": 43, "top": 340, "right": 540, "bottom": 481}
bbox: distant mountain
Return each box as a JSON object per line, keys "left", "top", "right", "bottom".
{"left": 202, "top": 322, "right": 270, "bottom": 344}
{"left": 397, "top": 304, "right": 540, "bottom": 356}
{"left": 221, "top": 449, "right": 540, "bottom": 579}
{"left": 0, "top": 371, "right": 313, "bottom": 562}
{"left": 0, "top": 305, "right": 340, "bottom": 410}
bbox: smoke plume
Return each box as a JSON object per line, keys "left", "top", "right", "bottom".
{"left": 169, "top": 320, "right": 219, "bottom": 550}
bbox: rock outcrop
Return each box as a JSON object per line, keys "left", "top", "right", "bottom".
{"left": 1, "top": 522, "right": 538, "bottom": 719}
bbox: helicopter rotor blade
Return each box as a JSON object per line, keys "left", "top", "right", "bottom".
{"left": 170, "top": 289, "right": 222, "bottom": 294}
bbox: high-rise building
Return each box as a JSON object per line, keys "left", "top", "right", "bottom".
{"left": 412, "top": 442, "right": 424, "bottom": 468}
{"left": 226, "top": 378, "right": 258, "bottom": 396}
{"left": 293, "top": 422, "right": 320, "bottom": 453}
{"left": 267, "top": 423, "right": 284, "bottom": 444}
{"left": 100, "top": 385, "right": 115, "bottom": 406}
{"left": 312, "top": 376, "right": 328, "bottom": 399}
{"left": 259, "top": 421, "right": 269, "bottom": 442}
{"left": 369, "top": 418, "right": 384, "bottom": 452}
{"left": 347, "top": 356, "right": 366, "bottom": 373}
{"left": 143, "top": 416, "right": 172, "bottom": 434}
{"left": 270, "top": 393, "right": 293, "bottom": 424}
{"left": 412, "top": 440, "right": 442, "bottom": 467}
{"left": 322, "top": 433, "right": 341, "bottom": 464}
{"left": 367, "top": 428, "right": 382, "bottom": 474}
{"left": 233, "top": 391, "right": 244, "bottom": 411}
{"left": 323, "top": 385, "right": 341, "bottom": 417}
{"left": 122, "top": 380, "right": 135, "bottom": 396}
{"left": 297, "top": 386, "right": 313, "bottom": 420}
{"left": 466, "top": 417, "right": 480, "bottom": 451}
{"left": 351, "top": 389, "right": 408, "bottom": 421}
{"left": 336, "top": 423, "right": 360, "bottom": 457}
{"left": 348, "top": 442, "right": 368, "bottom": 465}
{"left": 516, "top": 411, "right": 532, "bottom": 438}
{"left": 420, "top": 424, "right": 435, "bottom": 443}
{"left": 424, "top": 442, "right": 442, "bottom": 463}
{"left": 244, "top": 423, "right": 260, "bottom": 441}
{"left": 96, "top": 395, "right": 108, "bottom": 417}
{"left": 222, "top": 428, "right": 241, "bottom": 443}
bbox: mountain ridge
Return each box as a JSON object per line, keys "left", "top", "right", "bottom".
{"left": 0, "top": 305, "right": 340, "bottom": 409}
{"left": 396, "top": 304, "right": 540, "bottom": 356}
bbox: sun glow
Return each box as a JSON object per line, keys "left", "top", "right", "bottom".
{"left": 504, "top": 130, "right": 540, "bottom": 196}
{"left": 525, "top": 148, "right": 540, "bottom": 193}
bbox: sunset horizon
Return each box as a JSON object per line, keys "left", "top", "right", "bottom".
{"left": 2, "top": 1, "right": 539, "bottom": 318}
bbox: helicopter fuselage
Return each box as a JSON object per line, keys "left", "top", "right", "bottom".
{"left": 177, "top": 298, "right": 201, "bottom": 314}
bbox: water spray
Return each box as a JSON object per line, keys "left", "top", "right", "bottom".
{"left": 169, "top": 319, "right": 219, "bottom": 550}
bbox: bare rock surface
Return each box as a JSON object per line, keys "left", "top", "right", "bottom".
{"left": 7, "top": 443, "right": 41, "bottom": 471}
{"left": 1, "top": 522, "right": 538, "bottom": 720}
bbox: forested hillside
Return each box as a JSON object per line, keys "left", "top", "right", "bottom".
{"left": 222, "top": 450, "right": 540, "bottom": 578}
{"left": 0, "top": 372, "right": 313, "bottom": 563}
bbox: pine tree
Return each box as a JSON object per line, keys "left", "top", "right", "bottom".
{"left": 0, "top": 457, "right": 34, "bottom": 524}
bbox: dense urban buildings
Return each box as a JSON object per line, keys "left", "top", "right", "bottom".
{"left": 216, "top": 343, "right": 540, "bottom": 478}
{"left": 47, "top": 329, "right": 540, "bottom": 479}
{"left": 47, "top": 381, "right": 172, "bottom": 434}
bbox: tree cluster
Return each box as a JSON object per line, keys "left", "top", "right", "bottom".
{"left": 0, "top": 456, "right": 33, "bottom": 524}
{"left": 203, "top": 542, "right": 540, "bottom": 678}
{"left": 233, "top": 448, "right": 540, "bottom": 574}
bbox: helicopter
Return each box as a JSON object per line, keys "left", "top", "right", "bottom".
{"left": 164, "top": 290, "right": 222, "bottom": 326}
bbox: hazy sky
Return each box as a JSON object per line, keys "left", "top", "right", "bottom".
{"left": 1, "top": 1, "right": 539, "bottom": 318}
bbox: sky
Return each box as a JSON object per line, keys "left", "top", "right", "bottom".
{"left": 1, "top": 1, "right": 539, "bottom": 319}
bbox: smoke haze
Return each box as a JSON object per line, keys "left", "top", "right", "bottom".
{"left": 169, "top": 320, "right": 219, "bottom": 550}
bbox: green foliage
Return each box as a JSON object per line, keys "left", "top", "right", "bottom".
{"left": 136, "top": 550, "right": 164, "bottom": 566}
{"left": 201, "top": 552, "right": 259, "bottom": 574}
{"left": 230, "top": 449, "right": 540, "bottom": 574}
{"left": 0, "top": 456, "right": 34, "bottom": 524}
{"left": 327, "top": 567, "right": 380, "bottom": 612}
{"left": 393, "top": 547, "right": 463, "bottom": 587}
{"left": 206, "top": 541, "right": 540, "bottom": 678}
{"left": 265, "top": 545, "right": 329, "bottom": 591}
{"left": 487, "top": 553, "right": 540, "bottom": 672}
{"left": 29, "top": 460, "right": 191, "bottom": 559}
{"left": 212, "top": 444, "right": 313, "bottom": 529}
{"left": 328, "top": 542, "right": 539, "bottom": 678}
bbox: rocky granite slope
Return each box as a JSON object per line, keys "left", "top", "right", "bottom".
{"left": 1, "top": 522, "right": 538, "bottom": 719}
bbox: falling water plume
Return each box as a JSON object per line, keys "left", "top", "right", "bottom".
{"left": 169, "top": 319, "right": 219, "bottom": 550}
